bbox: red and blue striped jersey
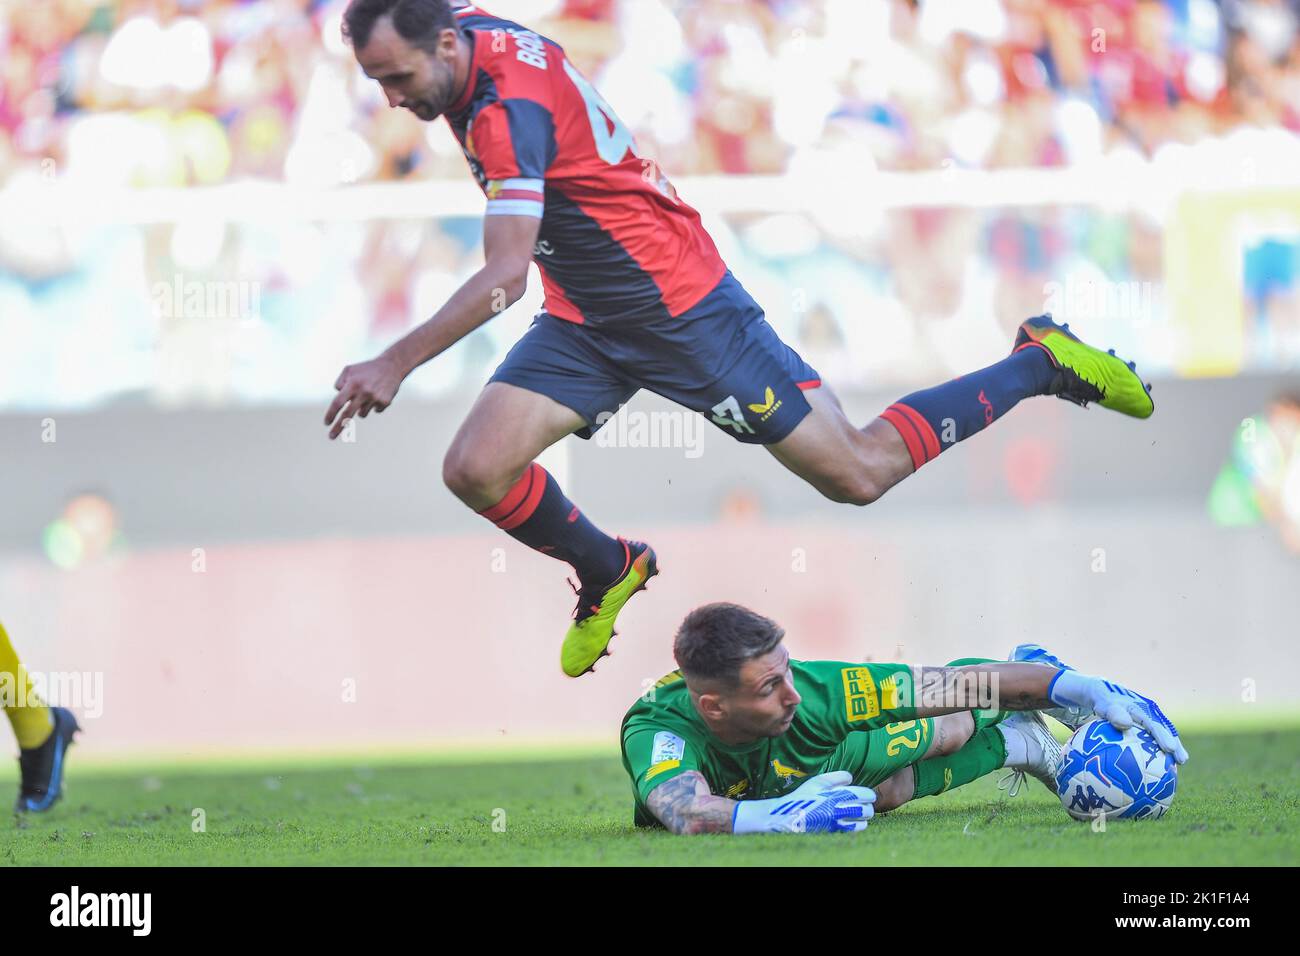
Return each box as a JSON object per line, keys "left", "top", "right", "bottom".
{"left": 446, "top": 4, "right": 726, "bottom": 326}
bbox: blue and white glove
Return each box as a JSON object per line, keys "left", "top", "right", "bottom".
{"left": 732, "top": 771, "right": 876, "bottom": 834}
{"left": 1050, "top": 670, "right": 1190, "bottom": 764}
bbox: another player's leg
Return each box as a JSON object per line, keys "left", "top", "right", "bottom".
{"left": 898, "top": 711, "right": 1062, "bottom": 808}
{"left": 767, "top": 315, "right": 1154, "bottom": 504}
{"left": 873, "top": 722, "right": 1053, "bottom": 812}
{"left": 825, "top": 706, "right": 992, "bottom": 813}
{"left": 447, "top": 312, "right": 658, "bottom": 677}
{"left": 873, "top": 656, "right": 1062, "bottom": 811}
{"left": 765, "top": 386, "right": 913, "bottom": 505}
{"left": 443, "top": 381, "right": 625, "bottom": 585}
{"left": 877, "top": 314, "right": 1155, "bottom": 474}
{"left": 444, "top": 382, "right": 656, "bottom": 676}
{"left": 1, "top": 620, "right": 80, "bottom": 812}
{"left": 768, "top": 348, "right": 1059, "bottom": 502}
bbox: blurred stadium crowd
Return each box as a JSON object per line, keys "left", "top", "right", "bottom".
{"left": 2, "top": 0, "right": 1299, "bottom": 411}
{"left": 4, "top": 0, "right": 1299, "bottom": 183}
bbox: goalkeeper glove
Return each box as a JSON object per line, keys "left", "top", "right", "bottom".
{"left": 1049, "top": 670, "right": 1190, "bottom": 764}
{"left": 732, "top": 771, "right": 876, "bottom": 834}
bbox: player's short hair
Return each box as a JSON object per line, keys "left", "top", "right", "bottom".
{"left": 673, "top": 603, "right": 785, "bottom": 690}
{"left": 342, "top": 0, "right": 459, "bottom": 53}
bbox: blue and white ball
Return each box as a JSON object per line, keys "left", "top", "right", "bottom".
{"left": 1056, "top": 719, "right": 1178, "bottom": 821}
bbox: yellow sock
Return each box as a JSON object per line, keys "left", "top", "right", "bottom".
{"left": 0, "top": 620, "right": 53, "bottom": 750}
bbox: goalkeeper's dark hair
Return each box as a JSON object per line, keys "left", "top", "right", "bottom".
{"left": 342, "top": 0, "right": 460, "bottom": 53}
{"left": 673, "top": 603, "right": 785, "bottom": 690}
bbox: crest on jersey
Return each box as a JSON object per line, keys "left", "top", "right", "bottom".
{"left": 772, "top": 759, "right": 807, "bottom": 789}
{"left": 650, "top": 731, "right": 685, "bottom": 764}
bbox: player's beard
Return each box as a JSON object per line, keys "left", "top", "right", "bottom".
{"left": 405, "top": 71, "right": 457, "bottom": 122}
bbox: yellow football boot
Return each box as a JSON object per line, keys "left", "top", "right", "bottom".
{"left": 561, "top": 539, "right": 658, "bottom": 677}
{"left": 1015, "top": 315, "right": 1155, "bottom": 419}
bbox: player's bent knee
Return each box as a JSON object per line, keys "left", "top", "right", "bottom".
{"left": 819, "top": 473, "right": 885, "bottom": 507}
{"left": 440, "top": 452, "right": 475, "bottom": 501}
{"left": 930, "top": 712, "right": 975, "bottom": 757}
{"left": 821, "top": 447, "right": 889, "bottom": 505}
{"left": 442, "top": 447, "right": 515, "bottom": 508}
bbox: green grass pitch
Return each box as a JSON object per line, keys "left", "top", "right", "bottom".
{"left": 3, "top": 722, "right": 1298, "bottom": 866}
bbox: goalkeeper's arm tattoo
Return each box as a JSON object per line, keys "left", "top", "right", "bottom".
{"left": 645, "top": 771, "right": 736, "bottom": 835}
{"left": 912, "top": 664, "right": 1056, "bottom": 715}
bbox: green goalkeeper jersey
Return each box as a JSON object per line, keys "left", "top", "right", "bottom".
{"left": 621, "top": 660, "right": 918, "bottom": 827}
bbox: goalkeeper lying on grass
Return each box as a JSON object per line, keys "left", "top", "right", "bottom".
{"left": 621, "top": 602, "right": 1187, "bottom": 834}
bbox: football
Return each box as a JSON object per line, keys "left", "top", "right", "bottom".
{"left": 1056, "top": 719, "right": 1179, "bottom": 821}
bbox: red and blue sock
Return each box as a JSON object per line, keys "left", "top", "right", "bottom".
{"left": 478, "top": 462, "right": 628, "bottom": 587}
{"left": 878, "top": 346, "right": 1056, "bottom": 471}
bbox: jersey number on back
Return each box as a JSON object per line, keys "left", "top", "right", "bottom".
{"left": 563, "top": 60, "right": 678, "bottom": 202}
{"left": 564, "top": 59, "right": 636, "bottom": 165}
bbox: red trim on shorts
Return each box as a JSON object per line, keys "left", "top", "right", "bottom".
{"left": 796, "top": 379, "right": 821, "bottom": 390}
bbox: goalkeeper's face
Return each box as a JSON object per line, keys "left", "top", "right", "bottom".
{"left": 708, "top": 646, "right": 803, "bottom": 741}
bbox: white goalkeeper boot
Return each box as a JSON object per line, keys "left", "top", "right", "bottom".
{"left": 997, "top": 711, "right": 1063, "bottom": 798}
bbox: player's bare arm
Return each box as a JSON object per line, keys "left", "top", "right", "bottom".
{"left": 324, "top": 214, "right": 540, "bottom": 439}
{"left": 644, "top": 770, "right": 735, "bottom": 835}
{"left": 909, "top": 663, "right": 1058, "bottom": 716}
{"left": 909, "top": 662, "right": 1187, "bottom": 762}
{"left": 384, "top": 213, "right": 539, "bottom": 376}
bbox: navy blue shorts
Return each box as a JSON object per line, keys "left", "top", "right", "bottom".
{"left": 488, "top": 271, "right": 821, "bottom": 445}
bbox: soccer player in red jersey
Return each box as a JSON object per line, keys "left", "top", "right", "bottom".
{"left": 326, "top": 0, "right": 1155, "bottom": 677}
